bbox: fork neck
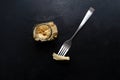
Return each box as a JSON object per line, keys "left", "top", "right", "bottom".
{"left": 70, "top": 27, "right": 80, "bottom": 41}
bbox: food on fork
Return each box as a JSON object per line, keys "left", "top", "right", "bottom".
{"left": 33, "top": 21, "right": 58, "bottom": 42}
{"left": 52, "top": 53, "right": 70, "bottom": 60}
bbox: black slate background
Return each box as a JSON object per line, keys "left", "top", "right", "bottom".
{"left": 0, "top": 0, "right": 120, "bottom": 80}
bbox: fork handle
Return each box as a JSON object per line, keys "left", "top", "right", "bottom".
{"left": 70, "top": 7, "right": 95, "bottom": 40}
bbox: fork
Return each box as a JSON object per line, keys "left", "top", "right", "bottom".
{"left": 57, "top": 7, "right": 95, "bottom": 56}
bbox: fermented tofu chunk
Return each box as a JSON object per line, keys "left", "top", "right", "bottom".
{"left": 52, "top": 53, "right": 70, "bottom": 61}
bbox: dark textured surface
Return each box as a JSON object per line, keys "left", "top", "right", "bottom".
{"left": 0, "top": 0, "right": 120, "bottom": 80}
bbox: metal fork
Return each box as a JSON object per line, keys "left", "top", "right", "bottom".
{"left": 57, "top": 7, "right": 95, "bottom": 56}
